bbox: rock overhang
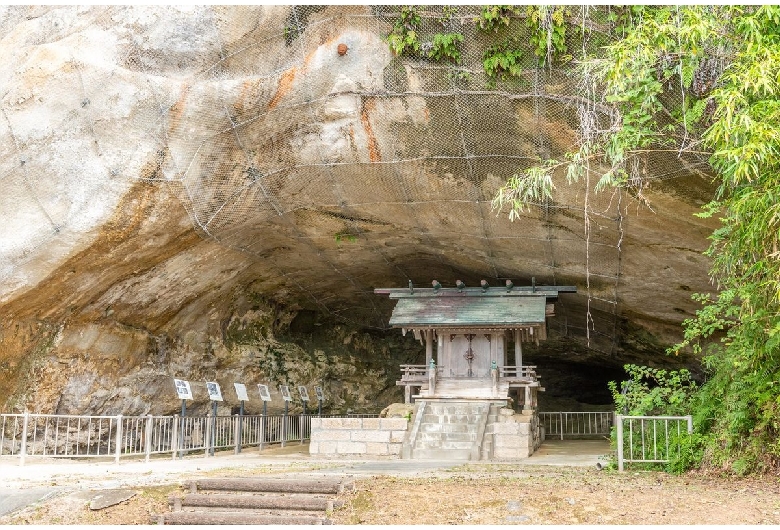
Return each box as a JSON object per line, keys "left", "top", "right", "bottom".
{"left": 0, "top": 5, "right": 717, "bottom": 413}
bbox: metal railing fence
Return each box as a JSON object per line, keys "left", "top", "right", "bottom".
{"left": 0, "top": 412, "right": 376, "bottom": 465}
{"left": 615, "top": 414, "right": 693, "bottom": 471}
{"left": 118, "top": 414, "right": 174, "bottom": 459}
{"left": 539, "top": 411, "right": 614, "bottom": 440}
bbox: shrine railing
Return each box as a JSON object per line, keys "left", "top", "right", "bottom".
{"left": 399, "top": 364, "right": 538, "bottom": 383}
{"left": 498, "top": 365, "right": 538, "bottom": 381}
{"left": 399, "top": 364, "right": 430, "bottom": 381}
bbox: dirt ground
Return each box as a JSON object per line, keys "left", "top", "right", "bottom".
{"left": 330, "top": 465, "right": 780, "bottom": 525}
{"left": 3, "top": 462, "right": 779, "bottom": 525}
{"left": 0, "top": 485, "right": 175, "bottom": 525}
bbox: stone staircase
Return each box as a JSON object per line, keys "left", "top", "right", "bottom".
{"left": 403, "top": 399, "right": 505, "bottom": 460}
{"left": 153, "top": 477, "right": 352, "bottom": 525}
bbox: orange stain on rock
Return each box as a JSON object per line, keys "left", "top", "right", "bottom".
{"left": 348, "top": 124, "right": 356, "bottom": 147}
{"left": 361, "top": 98, "right": 381, "bottom": 163}
{"left": 268, "top": 67, "right": 297, "bottom": 109}
{"left": 233, "top": 79, "right": 256, "bottom": 116}
{"left": 167, "top": 83, "right": 190, "bottom": 132}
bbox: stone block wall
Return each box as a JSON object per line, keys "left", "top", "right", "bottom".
{"left": 309, "top": 417, "right": 410, "bottom": 457}
{"left": 485, "top": 409, "right": 542, "bottom": 459}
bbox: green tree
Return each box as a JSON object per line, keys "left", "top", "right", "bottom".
{"left": 494, "top": 5, "right": 780, "bottom": 474}
{"left": 609, "top": 364, "right": 697, "bottom": 417}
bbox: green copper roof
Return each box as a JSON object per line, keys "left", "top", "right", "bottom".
{"left": 388, "top": 294, "right": 547, "bottom": 327}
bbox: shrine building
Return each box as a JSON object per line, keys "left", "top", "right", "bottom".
{"left": 372, "top": 279, "right": 576, "bottom": 460}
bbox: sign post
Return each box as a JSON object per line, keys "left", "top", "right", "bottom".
{"left": 173, "top": 379, "right": 193, "bottom": 459}
{"left": 257, "top": 384, "right": 272, "bottom": 451}
{"left": 314, "top": 386, "right": 324, "bottom": 416}
{"left": 298, "top": 385, "right": 310, "bottom": 415}
{"left": 279, "top": 385, "right": 291, "bottom": 447}
{"left": 233, "top": 383, "right": 249, "bottom": 454}
{"left": 297, "top": 386, "right": 310, "bottom": 445}
{"left": 206, "top": 382, "right": 223, "bottom": 456}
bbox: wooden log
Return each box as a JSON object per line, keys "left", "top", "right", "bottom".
{"left": 187, "top": 478, "right": 349, "bottom": 494}
{"left": 170, "top": 493, "right": 336, "bottom": 511}
{"left": 153, "top": 511, "right": 327, "bottom": 525}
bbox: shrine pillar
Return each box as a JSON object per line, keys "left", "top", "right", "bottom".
{"left": 425, "top": 329, "right": 433, "bottom": 365}
{"left": 524, "top": 386, "right": 532, "bottom": 412}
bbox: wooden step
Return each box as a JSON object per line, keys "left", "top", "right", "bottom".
{"left": 170, "top": 493, "right": 338, "bottom": 512}
{"left": 154, "top": 511, "right": 328, "bottom": 525}
{"left": 186, "top": 478, "right": 351, "bottom": 494}
{"left": 170, "top": 506, "right": 325, "bottom": 517}
{"left": 155, "top": 477, "right": 350, "bottom": 525}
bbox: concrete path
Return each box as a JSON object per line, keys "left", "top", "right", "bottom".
{"left": 525, "top": 439, "right": 611, "bottom": 467}
{"left": 0, "top": 487, "right": 61, "bottom": 517}
{"left": 0, "top": 440, "right": 612, "bottom": 519}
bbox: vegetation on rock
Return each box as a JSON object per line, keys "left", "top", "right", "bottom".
{"left": 385, "top": 5, "right": 575, "bottom": 81}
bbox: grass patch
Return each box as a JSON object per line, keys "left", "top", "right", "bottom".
{"left": 331, "top": 489, "right": 374, "bottom": 524}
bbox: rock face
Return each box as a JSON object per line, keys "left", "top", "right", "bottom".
{"left": 0, "top": 6, "right": 717, "bottom": 415}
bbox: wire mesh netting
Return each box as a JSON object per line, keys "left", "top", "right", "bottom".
{"left": 0, "top": 6, "right": 714, "bottom": 353}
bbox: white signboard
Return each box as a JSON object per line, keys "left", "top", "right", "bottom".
{"left": 279, "top": 385, "right": 292, "bottom": 402}
{"left": 174, "top": 379, "right": 193, "bottom": 400}
{"left": 298, "top": 385, "right": 309, "bottom": 402}
{"left": 257, "top": 384, "right": 272, "bottom": 402}
{"left": 206, "top": 381, "right": 223, "bottom": 401}
{"left": 314, "top": 386, "right": 324, "bottom": 400}
{"left": 234, "top": 382, "right": 249, "bottom": 402}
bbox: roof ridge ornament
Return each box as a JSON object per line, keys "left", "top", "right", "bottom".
{"left": 374, "top": 281, "right": 576, "bottom": 299}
